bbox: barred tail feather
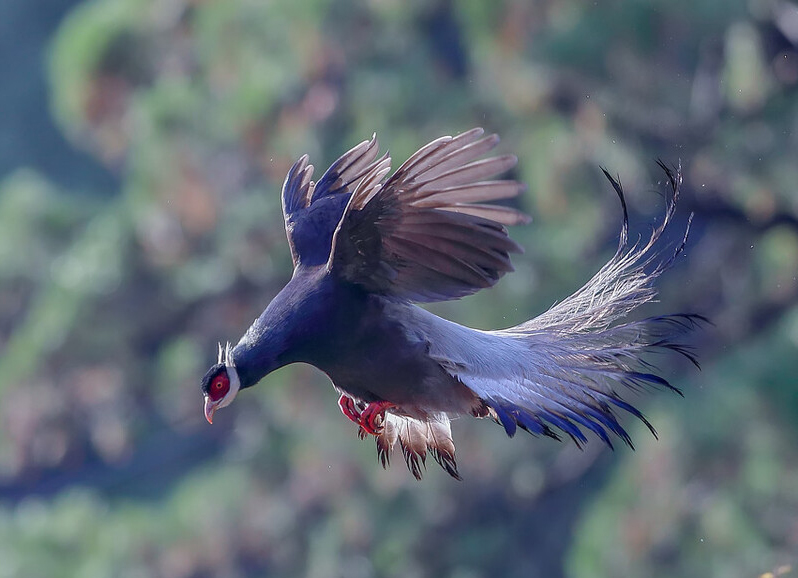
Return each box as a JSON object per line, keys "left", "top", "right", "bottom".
{"left": 370, "top": 412, "right": 461, "bottom": 480}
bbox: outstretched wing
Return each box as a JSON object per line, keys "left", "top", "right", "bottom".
{"left": 327, "top": 128, "right": 530, "bottom": 302}
{"left": 280, "top": 135, "right": 389, "bottom": 267}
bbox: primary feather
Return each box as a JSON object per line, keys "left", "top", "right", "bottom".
{"left": 203, "top": 129, "right": 702, "bottom": 481}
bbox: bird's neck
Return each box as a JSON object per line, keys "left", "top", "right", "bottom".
{"left": 230, "top": 266, "right": 342, "bottom": 389}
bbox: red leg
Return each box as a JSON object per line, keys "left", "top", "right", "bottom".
{"left": 338, "top": 394, "right": 362, "bottom": 425}
{"left": 359, "top": 401, "right": 395, "bottom": 435}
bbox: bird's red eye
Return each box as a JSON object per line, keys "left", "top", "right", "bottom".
{"left": 208, "top": 374, "right": 230, "bottom": 402}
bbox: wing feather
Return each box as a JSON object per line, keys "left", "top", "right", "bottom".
{"left": 440, "top": 203, "right": 531, "bottom": 226}
{"left": 311, "top": 135, "right": 382, "bottom": 201}
{"left": 410, "top": 181, "right": 523, "bottom": 206}
{"left": 280, "top": 135, "right": 387, "bottom": 267}
{"left": 410, "top": 132, "right": 501, "bottom": 183}
{"left": 327, "top": 128, "right": 529, "bottom": 302}
{"left": 281, "top": 155, "right": 314, "bottom": 219}
{"left": 413, "top": 155, "right": 519, "bottom": 192}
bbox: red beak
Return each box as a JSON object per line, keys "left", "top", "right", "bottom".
{"left": 204, "top": 396, "right": 216, "bottom": 424}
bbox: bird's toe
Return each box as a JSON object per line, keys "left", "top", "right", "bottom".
{"left": 359, "top": 401, "right": 395, "bottom": 435}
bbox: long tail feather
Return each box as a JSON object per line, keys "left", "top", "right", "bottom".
{"left": 519, "top": 161, "right": 691, "bottom": 333}
{"left": 443, "top": 162, "right": 704, "bottom": 449}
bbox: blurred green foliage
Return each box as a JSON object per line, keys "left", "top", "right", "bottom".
{"left": 1, "top": 0, "right": 798, "bottom": 576}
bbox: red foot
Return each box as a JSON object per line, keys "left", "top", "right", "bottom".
{"left": 338, "top": 394, "right": 362, "bottom": 425}
{"left": 359, "top": 401, "right": 395, "bottom": 435}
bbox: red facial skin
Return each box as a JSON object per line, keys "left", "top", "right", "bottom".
{"left": 204, "top": 372, "right": 230, "bottom": 424}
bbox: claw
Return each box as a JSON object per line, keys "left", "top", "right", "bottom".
{"left": 338, "top": 394, "right": 362, "bottom": 424}
{"left": 338, "top": 395, "right": 395, "bottom": 436}
{"left": 359, "top": 401, "right": 395, "bottom": 435}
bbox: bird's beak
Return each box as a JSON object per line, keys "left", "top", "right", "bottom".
{"left": 204, "top": 395, "right": 217, "bottom": 424}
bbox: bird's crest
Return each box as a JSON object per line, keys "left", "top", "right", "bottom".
{"left": 217, "top": 341, "right": 234, "bottom": 367}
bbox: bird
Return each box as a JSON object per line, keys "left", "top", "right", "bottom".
{"left": 200, "top": 127, "right": 702, "bottom": 480}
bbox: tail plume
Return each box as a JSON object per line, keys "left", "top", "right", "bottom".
{"left": 520, "top": 161, "right": 693, "bottom": 334}
{"left": 462, "top": 162, "right": 705, "bottom": 450}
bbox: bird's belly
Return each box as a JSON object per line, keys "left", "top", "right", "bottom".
{"left": 313, "top": 340, "right": 477, "bottom": 416}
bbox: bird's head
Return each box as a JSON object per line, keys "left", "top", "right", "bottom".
{"left": 200, "top": 343, "right": 241, "bottom": 424}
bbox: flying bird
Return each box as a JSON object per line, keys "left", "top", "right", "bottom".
{"left": 201, "top": 128, "right": 701, "bottom": 480}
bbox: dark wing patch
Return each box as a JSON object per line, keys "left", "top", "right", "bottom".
{"left": 328, "top": 128, "right": 529, "bottom": 302}
{"left": 280, "top": 135, "right": 387, "bottom": 267}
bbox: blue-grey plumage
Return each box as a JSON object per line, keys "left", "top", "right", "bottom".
{"left": 200, "top": 129, "right": 703, "bottom": 480}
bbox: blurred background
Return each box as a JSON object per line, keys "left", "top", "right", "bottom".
{"left": 1, "top": 0, "right": 797, "bottom": 576}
